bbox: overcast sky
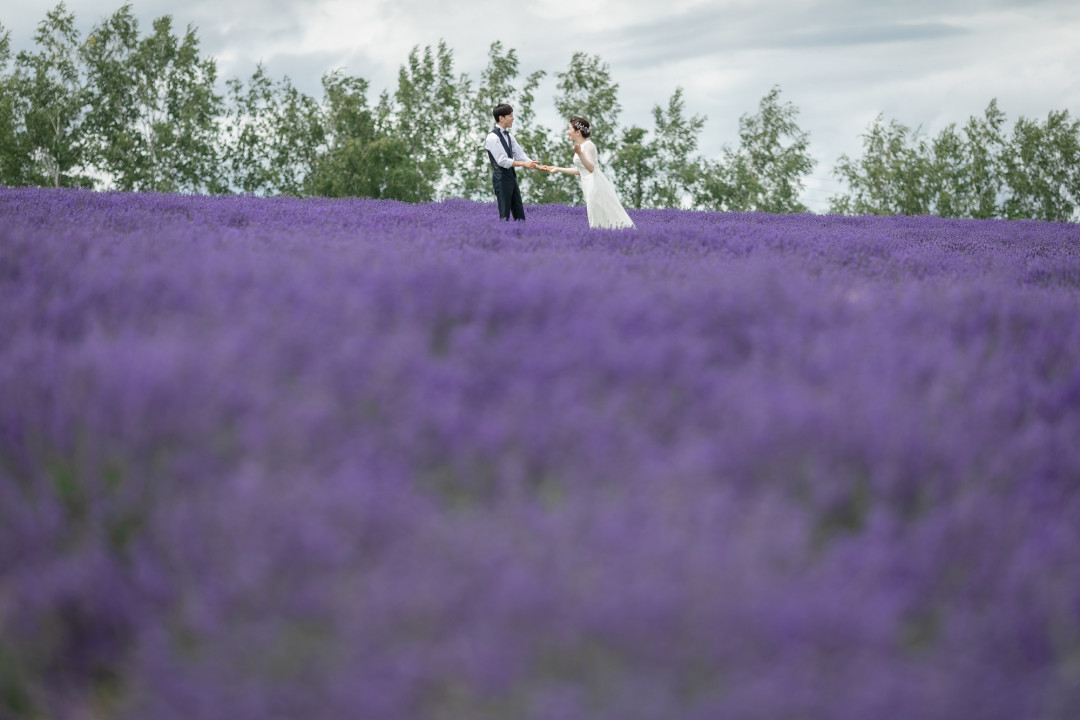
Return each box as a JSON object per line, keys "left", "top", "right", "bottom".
{"left": 5, "top": 0, "right": 1080, "bottom": 209}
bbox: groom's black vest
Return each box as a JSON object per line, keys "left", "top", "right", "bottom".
{"left": 486, "top": 127, "right": 516, "bottom": 177}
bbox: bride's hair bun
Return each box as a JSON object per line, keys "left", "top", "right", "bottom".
{"left": 570, "top": 116, "right": 591, "bottom": 138}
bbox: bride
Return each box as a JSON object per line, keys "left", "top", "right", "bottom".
{"left": 544, "top": 117, "right": 636, "bottom": 229}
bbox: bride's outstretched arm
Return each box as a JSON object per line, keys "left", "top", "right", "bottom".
{"left": 551, "top": 166, "right": 580, "bottom": 176}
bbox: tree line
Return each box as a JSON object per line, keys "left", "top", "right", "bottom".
{"left": 2, "top": 3, "right": 1078, "bottom": 221}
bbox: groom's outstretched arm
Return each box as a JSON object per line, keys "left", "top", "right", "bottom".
{"left": 511, "top": 139, "right": 538, "bottom": 169}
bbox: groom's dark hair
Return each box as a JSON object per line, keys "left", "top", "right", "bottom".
{"left": 493, "top": 104, "right": 513, "bottom": 121}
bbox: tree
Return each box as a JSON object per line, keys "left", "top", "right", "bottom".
{"left": 513, "top": 69, "right": 577, "bottom": 206}
{"left": 610, "top": 125, "right": 656, "bottom": 210}
{"left": 466, "top": 41, "right": 521, "bottom": 201}
{"left": 272, "top": 78, "right": 326, "bottom": 197}
{"left": 322, "top": 70, "right": 376, "bottom": 148}
{"left": 829, "top": 115, "right": 934, "bottom": 216}
{"left": 916, "top": 100, "right": 1008, "bottom": 219}
{"left": 647, "top": 87, "right": 705, "bottom": 209}
{"left": 953, "top": 100, "right": 1007, "bottom": 219}
{"left": 457, "top": 42, "right": 570, "bottom": 203}
{"left": 12, "top": 3, "right": 91, "bottom": 188}
{"left": 828, "top": 100, "right": 1080, "bottom": 222}
{"left": 391, "top": 42, "right": 471, "bottom": 198}
{"left": 309, "top": 68, "right": 432, "bottom": 202}
{"left": 460, "top": 42, "right": 522, "bottom": 201}
{"left": 830, "top": 102, "right": 1012, "bottom": 219}
{"left": 1001, "top": 109, "right": 1080, "bottom": 222}
{"left": 222, "top": 64, "right": 324, "bottom": 196}
{"left": 309, "top": 135, "right": 430, "bottom": 202}
{"left": 696, "top": 86, "right": 814, "bottom": 214}
{"left": 553, "top": 52, "right": 622, "bottom": 158}
{"left": 925, "top": 123, "right": 967, "bottom": 218}
{"left": 0, "top": 23, "right": 27, "bottom": 185}
{"left": 82, "top": 4, "right": 223, "bottom": 193}
{"left": 222, "top": 63, "right": 275, "bottom": 194}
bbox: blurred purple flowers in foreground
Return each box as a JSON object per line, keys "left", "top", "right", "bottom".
{"left": 2, "top": 187, "right": 1079, "bottom": 719}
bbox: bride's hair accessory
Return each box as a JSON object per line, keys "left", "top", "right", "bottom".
{"left": 570, "top": 116, "right": 591, "bottom": 138}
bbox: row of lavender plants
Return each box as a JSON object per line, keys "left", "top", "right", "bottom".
{"left": 1, "top": 187, "right": 1079, "bottom": 719}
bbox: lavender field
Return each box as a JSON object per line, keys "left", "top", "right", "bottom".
{"left": 1, "top": 186, "right": 1079, "bottom": 719}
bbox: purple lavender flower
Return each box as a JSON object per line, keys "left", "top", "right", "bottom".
{"left": 1, "top": 187, "right": 1079, "bottom": 719}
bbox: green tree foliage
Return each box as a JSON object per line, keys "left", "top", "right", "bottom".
{"left": 310, "top": 69, "right": 432, "bottom": 202}
{"left": 1001, "top": 109, "right": 1080, "bottom": 222}
{"left": 222, "top": 64, "right": 324, "bottom": 196}
{"left": 957, "top": 100, "right": 1008, "bottom": 219}
{"left": 828, "top": 115, "right": 934, "bottom": 216}
{"left": 829, "top": 101, "right": 1080, "bottom": 222}
{"left": 515, "top": 70, "right": 577, "bottom": 206}
{"left": 462, "top": 41, "right": 522, "bottom": 201}
{"left": 647, "top": 87, "right": 705, "bottom": 209}
{"left": 610, "top": 125, "right": 655, "bottom": 210}
{"left": 390, "top": 42, "right": 470, "bottom": 199}
{"left": 82, "top": 4, "right": 223, "bottom": 193}
{"left": 11, "top": 3, "right": 91, "bottom": 188}
{"left": 518, "top": 51, "right": 630, "bottom": 206}
{"left": 452, "top": 42, "right": 575, "bottom": 204}
{"left": 310, "top": 135, "right": 430, "bottom": 202}
{"left": 696, "top": 86, "right": 814, "bottom": 213}
{"left": 322, "top": 70, "right": 377, "bottom": 148}
{"left": 923, "top": 101, "right": 1007, "bottom": 219}
{"left": 474, "top": 41, "right": 519, "bottom": 126}
{"left": 460, "top": 42, "right": 524, "bottom": 201}
{"left": 554, "top": 52, "right": 622, "bottom": 157}
{"left": 829, "top": 101, "right": 1009, "bottom": 218}
{"left": 595, "top": 87, "right": 707, "bottom": 212}
{"left": 7, "top": 4, "right": 1079, "bottom": 219}
{"left": 0, "top": 24, "right": 26, "bottom": 185}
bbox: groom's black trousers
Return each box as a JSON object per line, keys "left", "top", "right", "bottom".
{"left": 492, "top": 166, "right": 525, "bottom": 221}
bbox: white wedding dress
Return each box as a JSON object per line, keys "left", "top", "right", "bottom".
{"left": 573, "top": 140, "right": 636, "bottom": 229}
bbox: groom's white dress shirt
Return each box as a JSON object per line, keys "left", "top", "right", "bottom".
{"left": 485, "top": 128, "right": 532, "bottom": 169}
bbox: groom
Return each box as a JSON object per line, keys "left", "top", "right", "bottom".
{"left": 485, "top": 103, "right": 541, "bottom": 221}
